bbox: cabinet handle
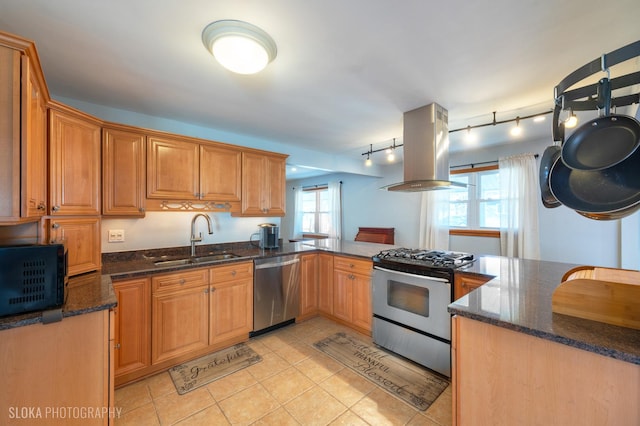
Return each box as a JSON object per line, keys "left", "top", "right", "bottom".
{"left": 348, "top": 274, "right": 355, "bottom": 280}
{"left": 37, "top": 202, "right": 46, "bottom": 211}
{"left": 52, "top": 205, "right": 60, "bottom": 212}
{"left": 179, "top": 279, "right": 185, "bottom": 285}
{"left": 209, "top": 287, "right": 215, "bottom": 293}
{"left": 51, "top": 223, "right": 60, "bottom": 229}
{"left": 204, "top": 288, "right": 209, "bottom": 294}
{"left": 139, "top": 207, "right": 145, "bottom": 213}
{"left": 115, "top": 343, "right": 121, "bottom": 350}
{"left": 231, "top": 270, "right": 237, "bottom": 277}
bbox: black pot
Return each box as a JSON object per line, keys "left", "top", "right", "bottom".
{"left": 539, "top": 143, "right": 562, "bottom": 208}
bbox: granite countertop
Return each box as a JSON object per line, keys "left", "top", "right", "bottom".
{"left": 0, "top": 271, "right": 117, "bottom": 331}
{"left": 448, "top": 255, "right": 640, "bottom": 365}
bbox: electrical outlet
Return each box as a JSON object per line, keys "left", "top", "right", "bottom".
{"left": 108, "top": 229, "right": 125, "bottom": 243}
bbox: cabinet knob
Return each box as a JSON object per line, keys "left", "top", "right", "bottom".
{"left": 179, "top": 279, "right": 185, "bottom": 285}
{"left": 37, "top": 202, "right": 46, "bottom": 211}
{"left": 348, "top": 274, "right": 355, "bottom": 280}
{"left": 115, "top": 343, "right": 121, "bottom": 350}
{"left": 204, "top": 288, "right": 209, "bottom": 294}
{"left": 51, "top": 223, "right": 60, "bottom": 229}
{"left": 139, "top": 207, "right": 145, "bottom": 213}
{"left": 231, "top": 270, "right": 237, "bottom": 277}
{"left": 52, "top": 205, "right": 60, "bottom": 212}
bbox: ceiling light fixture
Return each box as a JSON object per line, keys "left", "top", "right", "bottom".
{"left": 202, "top": 20, "right": 277, "bottom": 74}
{"left": 510, "top": 117, "right": 522, "bottom": 136}
{"left": 565, "top": 109, "right": 578, "bottom": 128}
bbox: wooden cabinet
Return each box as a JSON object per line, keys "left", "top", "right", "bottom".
{"left": 113, "top": 278, "right": 151, "bottom": 380}
{"left": 209, "top": 261, "right": 253, "bottom": 345}
{"left": 102, "top": 126, "right": 146, "bottom": 216}
{"left": 332, "top": 256, "right": 373, "bottom": 334}
{"left": 146, "top": 135, "right": 242, "bottom": 203}
{"left": 235, "top": 151, "right": 287, "bottom": 216}
{"left": 318, "top": 253, "right": 334, "bottom": 315}
{"left": 49, "top": 104, "right": 101, "bottom": 215}
{"left": 454, "top": 272, "right": 493, "bottom": 300}
{"left": 299, "top": 253, "right": 319, "bottom": 319}
{"left": 0, "top": 310, "right": 112, "bottom": 426}
{"left": 151, "top": 269, "right": 210, "bottom": 364}
{"left": 0, "top": 40, "right": 49, "bottom": 223}
{"left": 47, "top": 216, "right": 101, "bottom": 276}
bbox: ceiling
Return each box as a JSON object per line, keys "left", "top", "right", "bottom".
{"left": 2, "top": 0, "right": 640, "bottom": 177}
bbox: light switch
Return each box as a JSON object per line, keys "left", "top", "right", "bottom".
{"left": 108, "top": 229, "right": 125, "bottom": 243}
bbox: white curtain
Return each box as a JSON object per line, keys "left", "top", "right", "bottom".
{"left": 499, "top": 153, "right": 540, "bottom": 259}
{"left": 327, "top": 180, "right": 342, "bottom": 239}
{"left": 419, "top": 189, "right": 450, "bottom": 250}
{"left": 292, "top": 186, "right": 305, "bottom": 239}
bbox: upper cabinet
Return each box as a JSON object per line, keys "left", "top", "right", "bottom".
{"left": 0, "top": 34, "right": 50, "bottom": 224}
{"left": 103, "top": 125, "right": 146, "bottom": 217}
{"left": 146, "top": 135, "right": 242, "bottom": 210}
{"left": 235, "top": 151, "right": 287, "bottom": 217}
{"left": 49, "top": 103, "right": 101, "bottom": 216}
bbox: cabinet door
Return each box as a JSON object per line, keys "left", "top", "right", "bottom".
{"left": 264, "top": 155, "right": 286, "bottom": 215}
{"left": 238, "top": 152, "right": 287, "bottom": 216}
{"left": 300, "top": 253, "right": 318, "bottom": 318}
{"left": 454, "top": 272, "right": 493, "bottom": 300}
{"left": 152, "top": 286, "right": 209, "bottom": 364}
{"left": 352, "top": 273, "right": 372, "bottom": 332}
{"left": 318, "top": 253, "right": 334, "bottom": 315}
{"left": 333, "top": 270, "right": 354, "bottom": 323}
{"left": 22, "top": 54, "right": 47, "bottom": 218}
{"left": 200, "top": 144, "right": 241, "bottom": 201}
{"left": 103, "top": 127, "right": 146, "bottom": 216}
{"left": 0, "top": 46, "right": 21, "bottom": 221}
{"left": 49, "top": 107, "right": 101, "bottom": 215}
{"left": 113, "top": 278, "right": 151, "bottom": 377}
{"left": 147, "top": 136, "right": 199, "bottom": 200}
{"left": 49, "top": 216, "right": 101, "bottom": 276}
{"left": 209, "top": 279, "right": 252, "bottom": 344}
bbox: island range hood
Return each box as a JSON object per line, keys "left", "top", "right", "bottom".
{"left": 383, "top": 103, "right": 465, "bottom": 191}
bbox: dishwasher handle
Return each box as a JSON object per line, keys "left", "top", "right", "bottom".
{"left": 254, "top": 257, "right": 300, "bottom": 270}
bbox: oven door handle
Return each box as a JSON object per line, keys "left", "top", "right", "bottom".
{"left": 373, "top": 266, "right": 450, "bottom": 283}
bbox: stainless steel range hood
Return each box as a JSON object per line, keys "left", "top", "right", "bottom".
{"left": 383, "top": 103, "right": 464, "bottom": 191}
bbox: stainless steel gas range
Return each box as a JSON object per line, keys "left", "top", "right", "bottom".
{"left": 371, "top": 248, "right": 475, "bottom": 378}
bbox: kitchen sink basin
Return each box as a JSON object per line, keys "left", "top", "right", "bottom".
{"left": 153, "top": 253, "right": 240, "bottom": 266}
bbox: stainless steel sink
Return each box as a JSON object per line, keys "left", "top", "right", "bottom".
{"left": 153, "top": 253, "right": 240, "bottom": 266}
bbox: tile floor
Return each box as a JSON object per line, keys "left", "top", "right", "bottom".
{"left": 114, "top": 317, "right": 452, "bottom": 425}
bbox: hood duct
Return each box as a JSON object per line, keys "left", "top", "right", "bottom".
{"left": 383, "top": 103, "right": 465, "bottom": 191}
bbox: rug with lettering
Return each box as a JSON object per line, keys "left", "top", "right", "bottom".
{"left": 313, "top": 332, "right": 449, "bottom": 410}
{"left": 168, "top": 343, "right": 262, "bottom": 395}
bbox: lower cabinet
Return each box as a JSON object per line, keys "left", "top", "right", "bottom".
{"left": 454, "top": 272, "right": 494, "bottom": 300}
{"left": 299, "top": 253, "right": 319, "bottom": 320}
{"left": 113, "top": 277, "right": 150, "bottom": 379}
{"left": 332, "top": 256, "right": 373, "bottom": 334}
{"left": 317, "top": 253, "right": 334, "bottom": 315}
{"left": 209, "top": 262, "right": 253, "bottom": 344}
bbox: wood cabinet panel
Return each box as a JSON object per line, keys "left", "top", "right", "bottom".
{"left": 200, "top": 144, "right": 241, "bottom": 201}
{"left": 236, "top": 152, "right": 286, "bottom": 216}
{"left": 318, "top": 253, "right": 334, "bottom": 315}
{"left": 454, "top": 272, "right": 493, "bottom": 300}
{"left": 209, "top": 262, "right": 253, "bottom": 345}
{"left": 332, "top": 256, "right": 372, "bottom": 333}
{"left": 151, "top": 268, "right": 209, "bottom": 293}
{"left": 102, "top": 126, "right": 146, "bottom": 216}
{"left": 333, "top": 269, "right": 354, "bottom": 323}
{"left": 48, "top": 216, "right": 101, "bottom": 276}
{"left": 113, "top": 278, "right": 151, "bottom": 377}
{"left": 49, "top": 106, "right": 101, "bottom": 215}
{"left": 0, "top": 46, "right": 21, "bottom": 221}
{"left": 300, "top": 253, "right": 319, "bottom": 319}
{"left": 146, "top": 136, "right": 200, "bottom": 200}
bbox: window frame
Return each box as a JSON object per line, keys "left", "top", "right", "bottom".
{"left": 300, "top": 185, "right": 329, "bottom": 238}
{"left": 449, "top": 165, "right": 500, "bottom": 238}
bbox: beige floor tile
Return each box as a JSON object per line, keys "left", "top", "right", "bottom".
{"left": 146, "top": 371, "right": 177, "bottom": 399}
{"left": 274, "top": 340, "right": 315, "bottom": 365}
{"left": 295, "top": 352, "right": 344, "bottom": 383}
{"left": 261, "top": 366, "right": 315, "bottom": 404}
{"left": 174, "top": 404, "right": 230, "bottom": 425}
{"left": 422, "top": 386, "right": 452, "bottom": 426}
{"left": 218, "top": 383, "right": 280, "bottom": 424}
{"left": 351, "top": 387, "right": 417, "bottom": 426}
{"left": 252, "top": 407, "right": 300, "bottom": 426}
{"left": 285, "top": 386, "right": 347, "bottom": 425}
{"left": 407, "top": 411, "right": 443, "bottom": 426}
{"left": 329, "top": 410, "right": 369, "bottom": 426}
{"left": 154, "top": 387, "right": 215, "bottom": 425}
{"left": 113, "top": 402, "right": 159, "bottom": 425}
{"left": 247, "top": 350, "right": 290, "bottom": 381}
{"left": 206, "top": 369, "right": 257, "bottom": 402}
{"left": 319, "top": 368, "right": 375, "bottom": 407}
{"left": 114, "top": 379, "right": 152, "bottom": 415}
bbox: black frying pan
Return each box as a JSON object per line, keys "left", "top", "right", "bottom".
{"left": 549, "top": 144, "right": 640, "bottom": 219}
{"left": 561, "top": 78, "right": 640, "bottom": 171}
{"left": 539, "top": 113, "right": 563, "bottom": 208}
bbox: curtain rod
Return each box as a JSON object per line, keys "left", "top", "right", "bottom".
{"left": 292, "top": 181, "right": 342, "bottom": 190}
{"left": 450, "top": 154, "right": 539, "bottom": 169}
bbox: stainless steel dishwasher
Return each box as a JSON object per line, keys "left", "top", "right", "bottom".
{"left": 251, "top": 254, "right": 300, "bottom": 337}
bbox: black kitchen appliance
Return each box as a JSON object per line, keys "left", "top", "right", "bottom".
{"left": 251, "top": 223, "right": 280, "bottom": 249}
{"left": 371, "top": 248, "right": 474, "bottom": 377}
{"left": 0, "top": 243, "right": 68, "bottom": 318}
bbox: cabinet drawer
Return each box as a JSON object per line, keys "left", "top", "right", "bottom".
{"left": 152, "top": 268, "right": 209, "bottom": 293}
{"left": 334, "top": 256, "right": 372, "bottom": 276}
{"left": 210, "top": 261, "right": 253, "bottom": 283}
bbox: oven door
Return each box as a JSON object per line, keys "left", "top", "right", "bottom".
{"left": 372, "top": 266, "right": 451, "bottom": 341}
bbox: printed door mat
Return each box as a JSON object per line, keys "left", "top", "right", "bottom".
{"left": 314, "top": 332, "right": 449, "bottom": 411}
{"left": 169, "top": 343, "right": 262, "bottom": 395}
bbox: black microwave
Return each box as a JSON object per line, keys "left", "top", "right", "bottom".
{"left": 0, "top": 243, "right": 68, "bottom": 318}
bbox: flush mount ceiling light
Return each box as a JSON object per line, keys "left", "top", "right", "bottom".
{"left": 202, "top": 20, "right": 277, "bottom": 74}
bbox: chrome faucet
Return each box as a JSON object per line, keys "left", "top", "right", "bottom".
{"left": 190, "top": 213, "right": 214, "bottom": 256}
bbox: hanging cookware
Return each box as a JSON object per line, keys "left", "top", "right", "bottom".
{"left": 538, "top": 111, "right": 563, "bottom": 208}
{"left": 561, "top": 78, "right": 640, "bottom": 171}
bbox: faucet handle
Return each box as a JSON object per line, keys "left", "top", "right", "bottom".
{"left": 191, "top": 232, "right": 203, "bottom": 243}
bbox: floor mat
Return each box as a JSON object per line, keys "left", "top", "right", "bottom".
{"left": 168, "top": 343, "right": 262, "bottom": 395}
{"left": 314, "top": 332, "right": 449, "bottom": 411}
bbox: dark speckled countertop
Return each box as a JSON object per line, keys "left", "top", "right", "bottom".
{"left": 448, "top": 255, "right": 640, "bottom": 365}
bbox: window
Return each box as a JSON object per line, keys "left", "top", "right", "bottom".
{"left": 449, "top": 166, "right": 501, "bottom": 230}
{"left": 301, "top": 187, "right": 330, "bottom": 236}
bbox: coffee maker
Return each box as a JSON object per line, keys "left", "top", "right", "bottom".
{"left": 251, "top": 223, "right": 279, "bottom": 249}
